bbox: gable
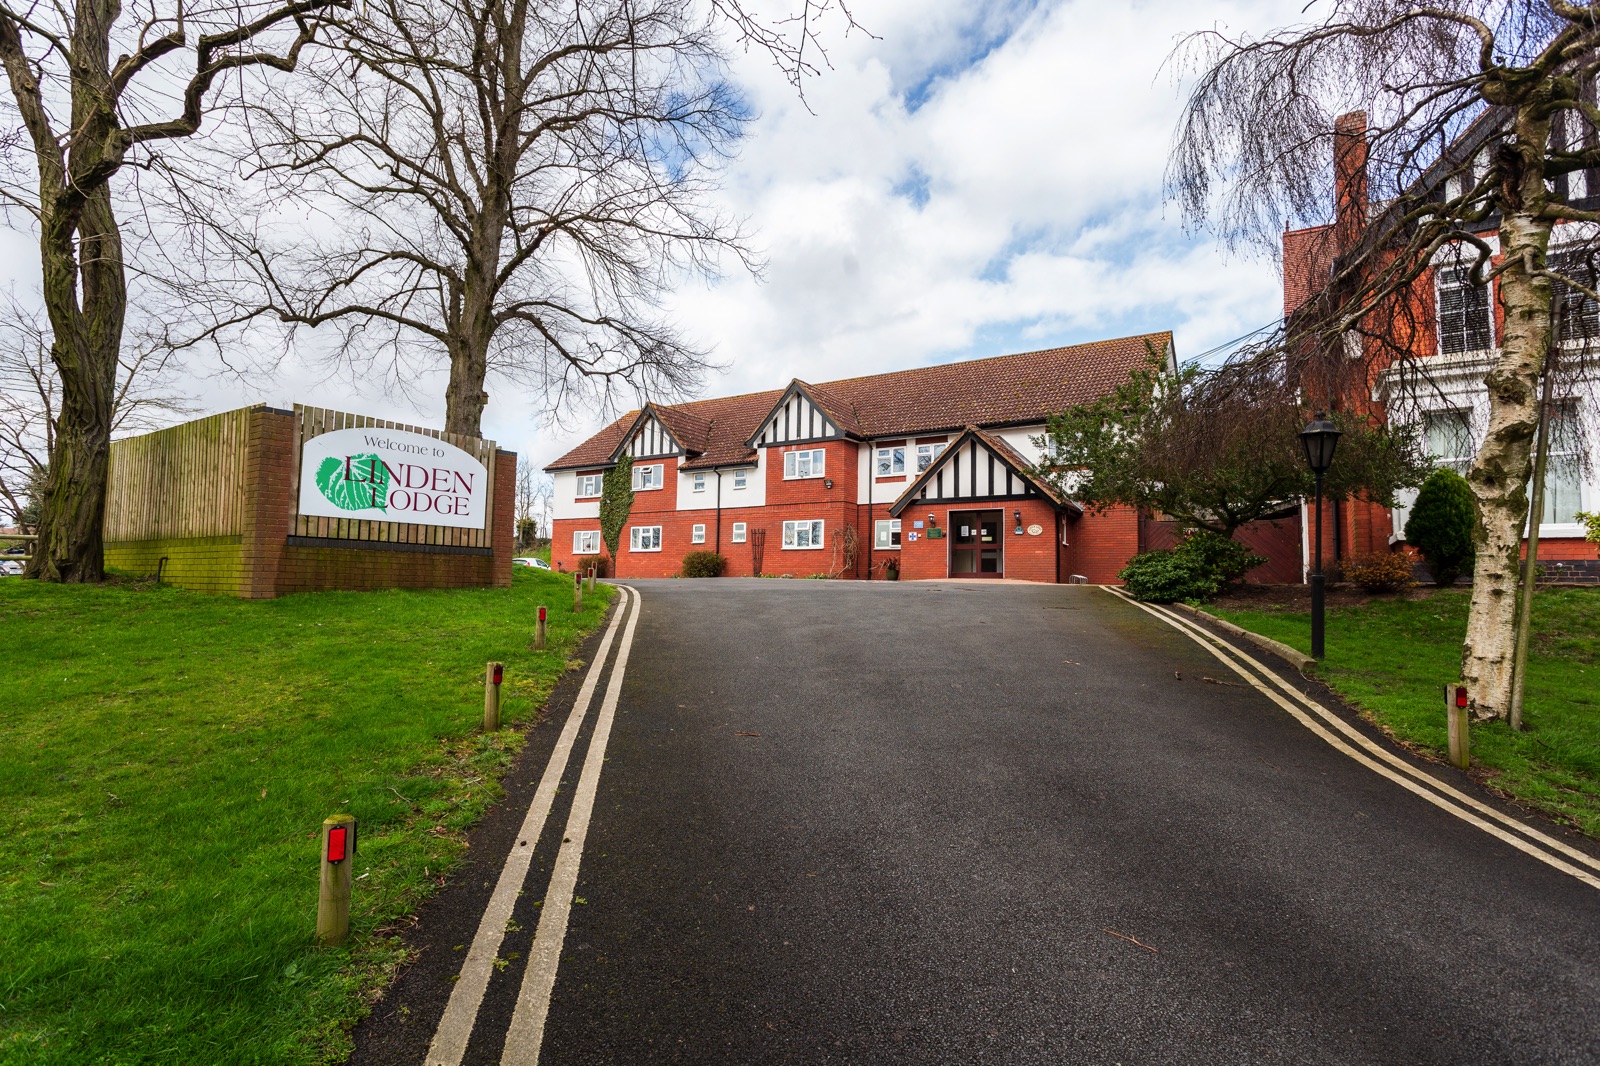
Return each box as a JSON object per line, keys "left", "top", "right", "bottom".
{"left": 889, "top": 429, "right": 1067, "bottom": 516}
{"left": 750, "top": 384, "right": 846, "bottom": 447}
{"left": 613, "top": 410, "right": 683, "bottom": 461}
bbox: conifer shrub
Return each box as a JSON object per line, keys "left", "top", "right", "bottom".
{"left": 1403, "top": 468, "right": 1476, "bottom": 586}
{"left": 1342, "top": 550, "right": 1417, "bottom": 592}
{"left": 680, "top": 551, "right": 726, "bottom": 578}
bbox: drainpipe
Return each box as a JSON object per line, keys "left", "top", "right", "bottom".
{"left": 715, "top": 468, "right": 723, "bottom": 554}
{"left": 865, "top": 445, "right": 873, "bottom": 580}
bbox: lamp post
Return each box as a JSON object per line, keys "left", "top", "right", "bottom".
{"left": 1300, "top": 412, "right": 1343, "bottom": 660}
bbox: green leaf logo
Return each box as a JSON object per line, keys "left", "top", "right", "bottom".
{"left": 316, "top": 453, "right": 389, "bottom": 512}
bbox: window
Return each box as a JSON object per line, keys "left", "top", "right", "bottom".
{"left": 733, "top": 469, "right": 748, "bottom": 490}
{"left": 692, "top": 523, "right": 706, "bottom": 544}
{"left": 916, "top": 442, "right": 947, "bottom": 472}
{"left": 875, "top": 446, "right": 906, "bottom": 476}
{"left": 1424, "top": 410, "right": 1474, "bottom": 476}
{"left": 629, "top": 526, "right": 662, "bottom": 552}
{"left": 1436, "top": 264, "right": 1493, "bottom": 354}
{"left": 573, "top": 530, "right": 600, "bottom": 554}
{"left": 874, "top": 519, "right": 902, "bottom": 549}
{"left": 631, "top": 464, "right": 663, "bottom": 491}
{"left": 1549, "top": 248, "right": 1600, "bottom": 341}
{"left": 731, "top": 522, "right": 747, "bottom": 543}
{"left": 692, "top": 472, "right": 706, "bottom": 493}
{"left": 1541, "top": 401, "right": 1585, "bottom": 525}
{"left": 783, "top": 449, "right": 825, "bottom": 479}
{"left": 782, "top": 520, "right": 824, "bottom": 549}
{"left": 576, "top": 473, "right": 603, "bottom": 497}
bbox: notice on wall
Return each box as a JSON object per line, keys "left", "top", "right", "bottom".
{"left": 298, "top": 427, "right": 489, "bottom": 529}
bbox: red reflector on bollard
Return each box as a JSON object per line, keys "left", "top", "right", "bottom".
{"left": 1455, "top": 686, "right": 1468, "bottom": 709}
{"left": 538, "top": 606, "right": 547, "bottom": 623}
{"left": 492, "top": 663, "right": 503, "bottom": 685}
{"left": 327, "top": 825, "right": 348, "bottom": 863}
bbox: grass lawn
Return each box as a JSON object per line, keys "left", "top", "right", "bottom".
{"left": 0, "top": 568, "right": 614, "bottom": 1065}
{"left": 1211, "top": 587, "right": 1600, "bottom": 836}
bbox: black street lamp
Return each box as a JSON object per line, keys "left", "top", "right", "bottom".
{"left": 1300, "top": 411, "right": 1343, "bottom": 659}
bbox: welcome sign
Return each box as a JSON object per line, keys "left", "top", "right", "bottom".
{"left": 298, "top": 427, "right": 489, "bottom": 530}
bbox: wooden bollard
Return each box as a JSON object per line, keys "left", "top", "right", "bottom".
{"left": 1445, "top": 684, "right": 1470, "bottom": 770}
{"left": 534, "top": 605, "right": 548, "bottom": 650}
{"left": 587, "top": 567, "right": 597, "bottom": 593}
{"left": 317, "top": 814, "right": 356, "bottom": 947}
{"left": 574, "top": 572, "right": 583, "bottom": 612}
{"left": 484, "top": 661, "right": 503, "bottom": 731}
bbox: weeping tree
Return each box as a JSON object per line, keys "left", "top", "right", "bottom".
{"left": 1169, "top": 0, "right": 1600, "bottom": 720}
{"left": 0, "top": 0, "right": 345, "bottom": 581}
{"left": 1036, "top": 353, "right": 1428, "bottom": 538}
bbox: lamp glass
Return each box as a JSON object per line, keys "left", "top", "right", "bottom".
{"left": 1299, "top": 413, "right": 1342, "bottom": 475}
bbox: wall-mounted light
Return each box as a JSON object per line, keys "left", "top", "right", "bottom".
{"left": 824, "top": 478, "right": 834, "bottom": 489}
{"left": 927, "top": 512, "right": 936, "bottom": 525}
{"left": 1014, "top": 509, "right": 1024, "bottom": 535}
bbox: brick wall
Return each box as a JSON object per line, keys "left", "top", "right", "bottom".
{"left": 895, "top": 499, "right": 1062, "bottom": 582}
{"left": 1062, "top": 504, "right": 1139, "bottom": 584}
{"left": 104, "top": 535, "right": 246, "bottom": 593}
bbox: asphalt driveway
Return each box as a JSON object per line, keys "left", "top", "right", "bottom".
{"left": 355, "top": 579, "right": 1600, "bottom": 1065}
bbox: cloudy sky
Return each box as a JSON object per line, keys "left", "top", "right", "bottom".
{"left": 11, "top": 0, "right": 1316, "bottom": 478}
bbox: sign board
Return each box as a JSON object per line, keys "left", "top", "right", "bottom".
{"left": 298, "top": 427, "right": 489, "bottom": 529}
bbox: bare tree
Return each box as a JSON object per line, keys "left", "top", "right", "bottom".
{"left": 183, "top": 0, "right": 767, "bottom": 440}
{"left": 1169, "top": 1, "right": 1600, "bottom": 720}
{"left": 0, "top": 0, "right": 346, "bottom": 581}
{"left": 0, "top": 295, "right": 190, "bottom": 530}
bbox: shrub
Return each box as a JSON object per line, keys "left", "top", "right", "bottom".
{"left": 1342, "top": 550, "right": 1417, "bottom": 592}
{"left": 1576, "top": 510, "right": 1600, "bottom": 548}
{"left": 1118, "top": 531, "right": 1266, "bottom": 603}
{"left": 1404, "top": 468, "right": 1476, "bottom": 586}
{"left": 680, "top": 551, "right": 726, "bottom": 578}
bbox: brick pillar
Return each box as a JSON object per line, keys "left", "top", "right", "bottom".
{"left": 491, "top": 450, "right": 516, "bottom": 588}
{"left": 240, "top": 407, "right": 296, "bottom": 600}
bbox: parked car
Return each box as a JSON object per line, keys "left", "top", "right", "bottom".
{"left": 512, "top": 557, "right": 551, "bottom": 570}
{"left": 1, "top": 560, "right": 23, "bottom": 576}
{"left": 2, "top": 544, "right": 26, "bottom": 555}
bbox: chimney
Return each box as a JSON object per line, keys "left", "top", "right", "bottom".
{"left": 1333, "top": 111, "right": 1368, "bottom": 255}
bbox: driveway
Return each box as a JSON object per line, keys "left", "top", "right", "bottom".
{"left": 354, "top": 580, "right": 1600, "bottom": 1065}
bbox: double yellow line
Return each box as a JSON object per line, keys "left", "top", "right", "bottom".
{"left": 1104, "top": 585, "right": 1600, "bottom": 892}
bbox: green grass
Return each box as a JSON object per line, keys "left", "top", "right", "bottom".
{"left": 0, "top": 569, "right": 613, "bottom": 1065}
{"left": 1211, "top": 588, "right": 1600, "bottom": 835}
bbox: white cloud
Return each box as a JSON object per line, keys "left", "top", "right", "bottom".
{"left": 4, "top": 0, "right": 1312, "bottom": 478}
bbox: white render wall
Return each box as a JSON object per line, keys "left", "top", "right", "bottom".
{"left": 674, "top": 453, "right": 767, "bottom": 510}
{"left": 552, "top": 470, "right": 600, "bottom": 520}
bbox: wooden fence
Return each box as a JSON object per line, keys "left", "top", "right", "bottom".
{"left": 104, "top": 408, "right": 251, "bottom": 542}
{"left": 291, "top": 405, "right": 499, "bottom": 549}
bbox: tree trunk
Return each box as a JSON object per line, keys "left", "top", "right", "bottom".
{"left": 1461, "top": 207, "right": 1550, "bottom": 720}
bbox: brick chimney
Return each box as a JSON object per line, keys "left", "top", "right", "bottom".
{"left": 1333, "top": 111, "right": 1368, "bottom": 255}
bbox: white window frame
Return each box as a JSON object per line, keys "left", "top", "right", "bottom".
{"left": 573, "top": 530, "right": 601, "bottom": 555}
{"left": 874, "top": 518, "right": 902, "bottom": 549}
{"left": 875, "top": 446, "right": 906, "bottom": 477}
{"left": 691, "top": 523, "right": 706, "bottom": 544}
{"left": 782, "top": 449, "right": 826, "bottom": 480}
{"left": 629, "top": 525, "right": 662, "bottom": 552}
{"left": 631, "top": 464, "right": 664, "bottom": 491}
{"left": 782, "top": 519, "right": 824, "bottom": 549}
{"left": 692, "top": 472, "right": 706, "bottom": 493}
{"left": 916, "top": 442, "right": 947, "bottom": 472}
{"left": 1539, "top": 399, "right": 1585, "bottom": 527}
{"left": 733, "top": 469, "right": 748, "bottom": 490}
{"left": 731, "top": 522, "right": 747, "bottom": 543}
{"left": 575, "top": 473, "right": 603, "bottom": 498}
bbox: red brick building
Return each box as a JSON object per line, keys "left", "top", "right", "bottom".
{"left": 547, "top": 335, "right": 1174, "bottom": 582}
{"left": 1283, "top": 113, "right": 1599, "bottom": 582}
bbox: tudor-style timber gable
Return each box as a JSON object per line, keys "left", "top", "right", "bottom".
{"left": 889, "top": 426, "right": 1075, "bottom": 517}
{"left": 748, "top": 381, "right": 860, "bottom": 447}
{"left": 611, "top": 406, "right": 687, "bottom": 461}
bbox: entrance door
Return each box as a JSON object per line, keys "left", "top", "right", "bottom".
{"left": 949, "top": 510, "right": 1003, "bottom": 577}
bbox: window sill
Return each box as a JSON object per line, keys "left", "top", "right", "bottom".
{"left": 781, "top": 545, "right": 825, "bottom": 550}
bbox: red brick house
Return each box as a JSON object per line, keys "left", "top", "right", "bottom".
{"left": 1283, "top": 113, "right": 1599, "bottom": 582}
{"left": 546, "top": 335, "right": 1173, "bottom": 582}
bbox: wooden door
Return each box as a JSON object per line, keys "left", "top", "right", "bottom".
{"left": 949, "top": 510, "right": 1003, "bottom": 577}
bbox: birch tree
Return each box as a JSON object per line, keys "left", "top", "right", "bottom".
{"left": 1169, "top": 0, "right": 1600, "bottom": 720}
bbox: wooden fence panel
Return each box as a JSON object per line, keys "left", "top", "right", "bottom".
{"left": 104, "top": 408, "right": 251, "bottom": 542}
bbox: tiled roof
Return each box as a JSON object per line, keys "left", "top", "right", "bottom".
{"left": 545, "top": 332, "right": 1171, "bottom": 471}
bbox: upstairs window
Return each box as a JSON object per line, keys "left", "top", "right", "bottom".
{"left": 692, "top": 472, "right": 706, "bottom": 493}
{"left": 916, "top": 442, "right": 947, "bottom": 472}
{"left": 783, "top": 449, "right": 825, "bottom": 479}
{"left": 782, "top": 520, "right": 824, "bottom": 549}
{"left": 1424, "top": 410, "right": 1474, "bottom": 476}
{"left": 733, "top": 469, "right": 748, "bottom": 490}
{"left": 1436, "top": 264, "right": 1493, "bottom": 354}
{"left": 876, "top": 446, "right": 906, "bottom": 476}
{"left": 632, "top": 464, "right": 663, "bottom": 491}
{"left": 1549, "top": 248, "right": 1600, "bottom": 342}
{"left": 576, "top": 473, "right": 603, "bottom": 497}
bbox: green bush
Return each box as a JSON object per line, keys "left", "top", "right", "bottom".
{"left": 680, "top": 550, "right": 726, "bottom": 578}
{"left": 1576, "top": 510, "right": 1600, "bottom": 547}
{"left": 1404, "top": 468, "right": 1476, "bottom": 586}
{"left": 1119, "top": 530, "right": 1266, "bottom": 603}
